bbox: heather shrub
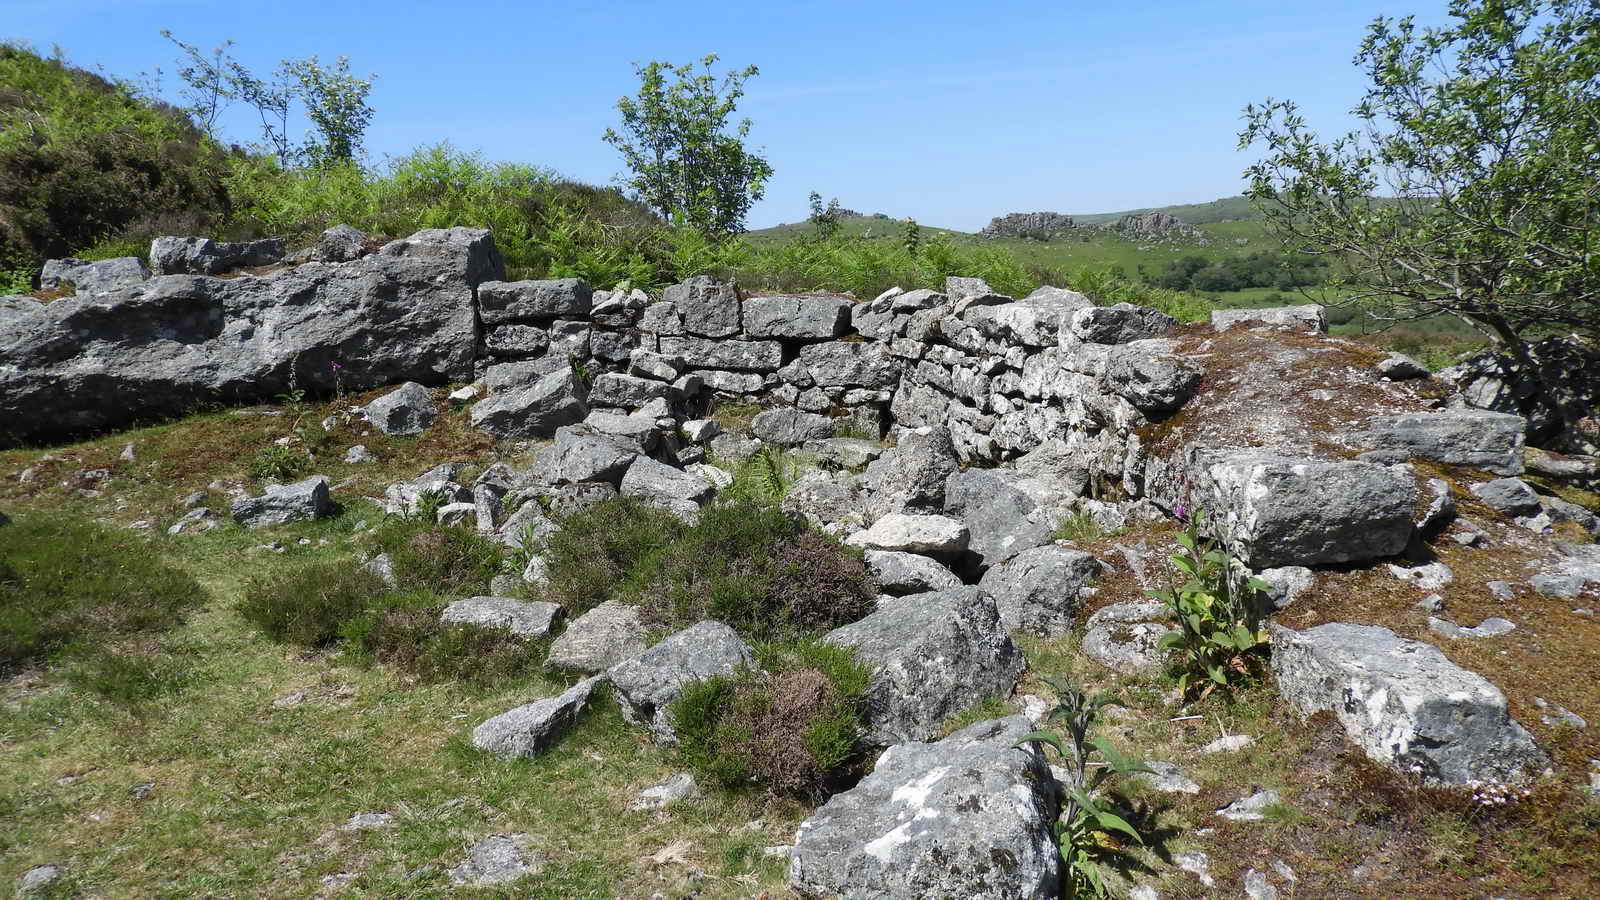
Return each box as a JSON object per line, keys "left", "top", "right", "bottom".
{"left": 670, "top": 637, "right": 871, "bottom": 798}
{"left": 236, "top": 560, "right": 387, "bottom": 647}
{"left": 373, "top": 517, "right": 503, "bottom": 596}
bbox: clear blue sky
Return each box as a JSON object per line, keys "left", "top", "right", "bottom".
{"left": 6, "top": 0, "right": 1451, "bottom": 231}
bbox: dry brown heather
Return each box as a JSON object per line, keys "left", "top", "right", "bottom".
{"left": 2, "top": 355, "right": 1598, "bottom": 898}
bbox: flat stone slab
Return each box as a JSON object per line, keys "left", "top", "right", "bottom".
{"left": 788, "top": 716, "right": 1060, "bottom": 900}
{"left": 441, "top": 597, "right": 562, "bottom": 638}
{"left": 863, "top": 550, "right": 961, "bottom": 596}
{"left": 845, "top": 513, "right": 969, "bottom": 556}
{"left": 545, "top": 601, "right": 649, "bottom": 674}
{"left": 1359, "top": 410, "right": 1525, "bottom": 476}
{"left": 1270, "top": 623, "right": 1545, "bottom": 785}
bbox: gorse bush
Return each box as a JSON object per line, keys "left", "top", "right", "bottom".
{"left": 0, "top": 511, "right": 204, "bottom": 673}
{"left": 671, "top": 637, "right": 871, "bottom": 798}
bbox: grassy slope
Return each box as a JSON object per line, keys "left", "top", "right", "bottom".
{"left": 3, "top": 385, "right": 1595, "bottom": 898}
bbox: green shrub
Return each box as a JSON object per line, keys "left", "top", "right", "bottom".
{"left": 0, "top": 511, "right": 203, "bottom": 672}
{"left": 636, "top": 500, "right": 876, "bottom": 640}
{"left": 249, "top": 445, "right": 308, "bottom": 481}
{"left": 237, "top": 560, "right": 387, "bottom": 647}
{"left": 373, "top": 518, "right": 503, "bottom": 596}
{"left": 671, "top": 637, "right": 870, "bottom": 797}
{"left": 345, "top": 598, "right": 542, "bottom": 685}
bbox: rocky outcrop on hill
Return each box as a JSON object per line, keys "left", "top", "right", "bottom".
{"left": 1112, "top": 210, "right": 1202, "bottom": 241}
{"left": 979, "top": 211, "right": 1077, "bottom": 240}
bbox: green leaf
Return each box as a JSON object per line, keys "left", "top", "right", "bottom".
{"left": 1094, "top": 810, "right": 1144, "bottom": 843}
{"left": 1013, "top": 731, "right": 1066, "bottom": 759}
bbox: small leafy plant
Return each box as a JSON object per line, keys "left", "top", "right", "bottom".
{"left": 1016, "top": 675, "right": 1150, "bottom": 898}
{"left": 249, "top": 445, "right": 308, "bottom": 482}
{"left": 1150, "top": 507, "right": 1269, "bottom": 700}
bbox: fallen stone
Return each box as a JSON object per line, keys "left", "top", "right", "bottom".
{"left": 1470, "top": 477, "right": 1542, "bottom": 516}
{"left": 344, "top": 444, "right": 376, "bottom": 464}
{"left": 1082, "top": 601, "right": 1175, "bottom": 673}
{"left": 1134, "top": 761, "right": 1200, "bottom": 795}
{"left": 441, "top": 597, "right": 562, "bottom": 638}
{"left": 1257, "top": 565, "right": 1314, "bottom": 609}
{"left": 40, "top": 255, "right": 151, "bottom": 295}
{"left": 628, "top": 773, "right": 698, "bottom": 811}
{"left": 471, "top": 676, "right": 603, "bottom": 758}
{"left": 364, "top": 381, "right": 437, "bottom": 435}
{"left": 1387, "top": 561, "right": 1454, "bottom": 591}
{"left": 446, "top": 834, "right": 541, "bottom": 886}
{"left": 1359, "top": 410, "right": 1526, "bottom": 476}
{"left": 1201, "top": 734, "right": 1255, "bottom": 754}
{"left": 824, "top": 587, "right": 1023, "bottom": 744}
{"left": 1217, "top": 789, "right": 1281, "bottom": 822}
{"left": 543, "top": 425, "right": 639, "bottom": 486}
{"left": 788, "top": 716, "right": 1059, "bottom": 900}
{"left": 1270, "top": 623, "right": 1545, "bottom": 784}
{"left": 620, "top": 456, "right": 714, "bottom": 508}
{"left": 231, "top": 475, "right": 333, "bottom": 527}
{"left": 608, "top": 621, "right": 753, "bottom": 742}
{"left": 545, "top": 601, "right": 649, "bottom": 674}
{"left": 471, "top": 367, "right": 588, "bottom": 439}
{"left": 16, "top": 863, "right": 65, "bottom": 896}
{"left": 1210, "top": 305, "right": 1326, "bottom": 334}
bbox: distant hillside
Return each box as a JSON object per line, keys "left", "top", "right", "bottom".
{"left": 1072, "top": 195, "right": 1260, "bottom": 226}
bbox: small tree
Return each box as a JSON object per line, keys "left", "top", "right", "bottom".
{"left": 603, "top": 54, "right": 773, "bottom": 237}
{"left": 1239, "top": 0, "right": 1599, "bottom": 438}
{"left": 281, "top": 55, "right": 374, "bottom": 166}
{"left": 808, "top": 191, "right": 844, "bottom": 241}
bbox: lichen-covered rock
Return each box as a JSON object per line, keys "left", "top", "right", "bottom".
{"left": 586, "top": 372, "right": 671, "bottom": 408}
{"left": 781, "top": 341, "right": 901, "bottom": 389}
{"left": 978, "top": 545, "right": 1101, "bottom": 635}
{"left": 3, "top": 227, "right": 498, "bottom": 446}
{"left": 1104, "top": 340, "right": 1202, "bottom": 413}
{"left": 470, "top": 367, "right": 588, "bottom": 439}
{"left": 1210, "top": 305, "right": 1327, "bottom": 334}
{"left": 663, "top": 274, "right": 741, "bottom": 337}
{"left": 608, "top": 621, "right": 753, "bottom": 742}
{"left": 149, "top": 236, "right": 284, "bottom": 275}
{"left": 471, "top": 676, "right": 603, "bottom": 758}
{"left": 1188, "top": 451, "right": 1415, "bottom": 567}
{"left": 943, "top": 468, "right": 1054, "bottom": 569}
{"left": 660, "top": 334, "right": 782, "bottom": 371}
{"left": 620, "top": 456, "right": 714, "bottom": 507}
{"left": 788, "top": 715, "right": 1059, "bottom": 899}
{"left": 824, "top": 587, "right": 1024, "bottom": 743}
{"left": 231, "top": 475, "right": 333, "bottom": 527}
{"left": 846, "top": 514, "right": 969, "bottom": 556}
{"left": 1359, "top": 410, "right": 1526, "bottom": 476}
{"left": 1270, "top": 623, "right": 1546, "bottom": 785}
{"left": 545, "top": 601, "right": 649, "bottom": 674}
{"left": 862, "top": 426, "right": 960, "bottom": 518}
{"left": 1070, "top": 303, "right": 1175, "bottom": 344}
{"left": 1469, "top": 477, "right": 1542, "bottom": 516}
{"left": 364, "top": 381, "right": 437, "bottom": 435}
{"left": 476, "top": 278, "right": 592, "bottom": 324}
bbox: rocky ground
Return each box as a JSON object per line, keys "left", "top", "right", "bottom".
{"left": 3, "top": 231, "right": 1598, "bottom": 898}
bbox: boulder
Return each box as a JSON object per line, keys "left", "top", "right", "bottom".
{"left": 788, "top": 716, "right": 1060, "bottom": 900}
{"left": 805, "top": 437, "right": 886, "bottom": 469}
{"left": 1210, "top": 305, "right": 1327, "bottom": 334}
{"left": 536, "top": 426, "right": 639, "bottom": 485}
{"left": 149, "top": 236, "right": 285, "bottom": 275}
{"left": 1189, "top": 451, "right": 1415, "bottom": 567}
{"left": 824, "top": 587, "right": 1024, "bottom": 743}
{"left": 1377, "top": 353, "right": 1430, "bottom": 379}
{"left": 977, "top": 545, "right": 1101, "bottom": 635}
{"left": 583, "top": 411, "right": 658, "bottom": 452}
{"left": 1104, "top": 340, "right": 1202, "bottom": 413}
{"left": 742, "top": 294, "right": 852, "bottom": 339}
{"left": 470, "top": 367, "right": 588, "bottom": 439}
{"left": 441, "top": 597, "right": 562, "bottom": 638}
{"left": 781, "top": 470, "right": 871, "bottom": 536}
{"left": 862, "top": 426, "right": 960, "bottom": 517}
{"left": 2, "top": 227, "right": 498, "bottom": 447}
{"left": 608, "top": 621, "right": 753, "bottom": 742}
{"left": 782, "top": 341, "right": 901, "bottom": 389}
{"left": 39, "top": 256, "right": 150, "bottom": 295}
{"left": 1359, "top": 410, "right": 1526, "bottom": 476}
{"left": 545, "top": 601, "right": 650, "bottom": 674}
{"left": 363, "top": 381, "right": 437, "bottom": 435}
{"left": 1082, "top": 601, "right": 1176, "bottom": 673}
{"left": 471, "top": 676, "right": 604, "bottom": 758}
{"left": 663, "top": 274, "right": 741, "bottom": 338}
{"left": 620, "top": 456, "right": 714, "bottom": 507}
{"left": 846, "top": 514, "right": 969, "bottom": 556}
{"left": 751, "top": 408, "right": 834, "bottom": 445}
{"left": 964, "top": 287, "right": 1092, "bottom": 347}
{"left": 313, "top": 224, "right": 368, "bottom": 262}
{"left": 1070, "top": 303, "right": 1175, "bottom": 344}
{"left": 476, "top": 278, "right": 591, "bottom": 324}
{"left": 446, "top": 834, "right": 540, "bottom": 886}
{"left": 1270, "top": 623, "right": 1546, "bottom": 785}
{"left": 231, "top": 475, "right": 333, "bottom": 527}
{"left": 863, "top": 550, "right": 962, "bottom": 595}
